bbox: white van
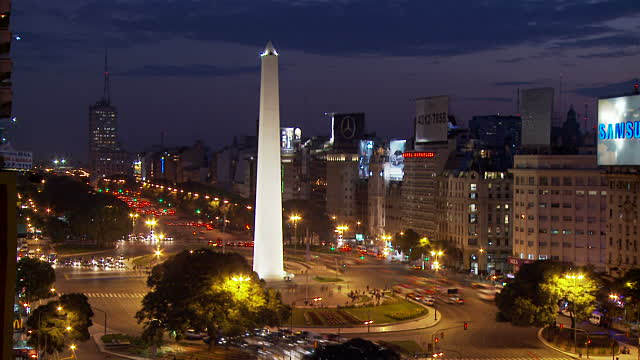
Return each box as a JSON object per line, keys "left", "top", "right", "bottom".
{"left": 589, "top": 311, "right": 603, "bottom": 326}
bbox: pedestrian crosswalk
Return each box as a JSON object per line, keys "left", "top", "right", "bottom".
{"left": 85, "top": 292, "right": 146, "bottom": 298}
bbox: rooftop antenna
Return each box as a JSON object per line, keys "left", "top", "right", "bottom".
{"left": 103, "top": 48, "right": 110, "bottom": 105}
{"left": 558, "top": 73, "right": 563, "bottom": 126}
{"left": 583, "top": 103, "right": 589, "bottom": 133}
{"left": 516, "top": 88, "right": 520, "bottom": 115}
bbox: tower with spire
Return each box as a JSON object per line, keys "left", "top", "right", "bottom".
{"left": 88, "top": 49, "right": 129, "bottom": 178}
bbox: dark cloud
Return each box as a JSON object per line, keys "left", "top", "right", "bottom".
{"left": 573, "top": 79, "right": 640, "bottom": 98}
{"left": 493, "top": 81, "right": 539, "bottom": 87}
{"left": 117, "top": 64, "right": 257, "bottom": 77}
{"left": 496, "top": 57, "right": 525, "bottom": 64}
{"left": 578, "top": 49, "right": 640, "bottom": 59}
{"left": 464, "top": 97, "right": 513, "bottom": 103}
{"left": 551, "top": 33, "right": 640, "bottom": 50}
{"left": 16, "top": 0, "right": 640, "bottom": 59}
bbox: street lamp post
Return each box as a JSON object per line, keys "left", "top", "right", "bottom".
{"left": 565, "top": 273, "right": 584, "bottom": 354}
{"left": 93, "top": 306, "right": 108, "bottom": 338}
{"left": 364, "top": 319, "right": 374, "bottom": 333}
{"left": 145, "top": 218, "right": 157, "bottom": 241}
{"left": 430, "top": 250, "right": 444, "bottom": 273}
{"left": 290, "top": 214, "right": 301, "bottom": 249}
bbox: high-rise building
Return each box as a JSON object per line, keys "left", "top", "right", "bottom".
{"left": 520, "top": 87, "right": 554, "bottom": 147}
{"left": 88, "top": 51, "right": 129, "bottom": 178}
{"left": 510, "top": 154, "right": 607, "bottom": 271}
{"left": 605, "top": 168, "right": 640, "bottom": 276}
{"left": 469, "top": 115, "right": 521, "bottom": 170}
{"left": 440, "top": 170, "right": 512, "bottom": 274}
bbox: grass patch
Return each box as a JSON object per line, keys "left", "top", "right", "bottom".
{"left": 345, "top": 299, "right": 427, "bottom": 324}
{"left": 101, "top": 333, "right": 131, "bottom": 344}
{"left": 378, "top": 340, "right": 423, "bottom": 355}
{"left": 287, "top": 298, "right": 427, "bottom": 326}
{"left": 314, "top": 276, "right": 343, "bottom": 282}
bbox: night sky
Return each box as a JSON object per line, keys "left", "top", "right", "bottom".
{"left": 10, "top": 0, "right": 640, "bottom": 162}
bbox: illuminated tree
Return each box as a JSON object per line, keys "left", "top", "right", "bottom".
{"left": 16, "top": 257, "right": 56, "bottom": 302}
{"left": 541, "top": 271, "right": 599, "bottom": 330}
{"left": 496, "top": 260, "right": 564, "bottom": 326}
{"left": 136, "top": 248, "right": 290, "bottom": 351}
{"left": 26, "top": 293, "right": 93, "bottom": 357}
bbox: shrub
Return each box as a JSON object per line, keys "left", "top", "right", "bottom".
{"left": 385, "top": 308, "right": 427, "bottom": 321}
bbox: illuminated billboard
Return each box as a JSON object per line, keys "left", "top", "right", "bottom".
{"left": 597, "top": 94, "right": 640, "bottom": 165}
{"left": 280, "top": 127, "right": 301, "bottom": 153}
{"left": 386, "top": 140, "right": 405, "bottom": 181}
{"left": 415, "top": 96, "right": 448, "bottom": 144}
{"left": 358, "top": 140, "right": 373, "bottom": 179}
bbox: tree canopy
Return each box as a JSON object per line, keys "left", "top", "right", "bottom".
{"left": 26, "top": 293, "right": 94, "bottom": 356}
{"left": 496, "top": 261, "right": 602, "bottom": 327}
{"left": 392, "top": 229, "right": 430, "bottom": 261}
{"left": 541, "top": 271, "right": 599, "bottom": 329}
{"left": 16, "top": 257, "right": 56, "bottom": 302}
{"left": 19, "top": 174, "right": 132, "bottom": 247}
{"left": 136, "top": 248, "right": 291, "bottom": 350}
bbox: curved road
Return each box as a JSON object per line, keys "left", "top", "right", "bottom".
{"left": 52, "top": 214, "right": 570, "bottom": 359}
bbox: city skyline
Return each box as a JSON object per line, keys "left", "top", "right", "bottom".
{"left": 9, "top": 1, "right": 640, "bottom": 161}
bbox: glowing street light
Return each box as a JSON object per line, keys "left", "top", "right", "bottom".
{"left": 364, "top": 319, "right": 374, "bottom": 333}
{"left": 430, "top": 250, "right": 444, "bottom": 271}
{"left": 289, "top": 214, "right": 302, "bottom": 248}
{"left": 145, "top": 218, "right": 157, "bottom": 240}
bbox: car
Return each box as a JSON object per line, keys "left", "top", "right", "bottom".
{"left": 185, "top": 329, "right": 206, "bottom": 340}
{"left": 446, "top": 296, "right": 464, "bottom": 304}
{"left": 410, "top": 293, "right": 423, "bottom": 301}
{"left": 422, "top": 297, "right": 435, "bottom": 306}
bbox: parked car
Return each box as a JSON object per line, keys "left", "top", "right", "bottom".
{"left": 185, "top": 329, "right": 206, "bottom": 340}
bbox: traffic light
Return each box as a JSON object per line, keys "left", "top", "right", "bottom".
{"left": 441, "top": 332, "right": 444, "bottom": 339}
{"left": 434, "top": 337, "right": 439, "bottom": 344}
{"left": 195, "top": 209, "right": 201, "bottom": 214}
{"left": 159, "top": 198, "right": 164, "bottom": 203}
{"left": 559, "top": 324, "right": 564, "bottom": 329}
{"left": 330, "top": 246, "right": 335, "bottom": 251}
{"left": 424, "top": 257, "right": 429, "bottom": 261}
{"left": 587, "top": 339, "right": 592, "bottom": 345}
{"left": 463, "top": 322, "right": 468, "bottom": 330}
{"left": 360, "top": 255, "right": 365, "bottom": 260}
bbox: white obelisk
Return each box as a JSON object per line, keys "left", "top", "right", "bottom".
{"left": 253, "top": 41, "right": 284, "bottom": 280}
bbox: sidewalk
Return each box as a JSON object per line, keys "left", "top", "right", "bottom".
{"left": 538, "top": 327, "right": 638, "bottom": 360}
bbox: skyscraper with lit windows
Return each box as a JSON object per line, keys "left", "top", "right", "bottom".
{"left": 88, "top": 51, "right": 128, "bottom": 177}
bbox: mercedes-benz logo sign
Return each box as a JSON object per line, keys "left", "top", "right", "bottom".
{"left": 340, "top": 116, "right": 357, "bottom": 139}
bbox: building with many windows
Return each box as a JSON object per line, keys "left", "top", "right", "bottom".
{"left": 88, "top": 52, "right": 129, "bottom": 178}
{"left": 441, "top": 170, "right": 512, "bottom": 274}
{"left": 605, "top": 168, "right": 640, "bottom": 276}
{"left": 510, "top": 154, "right": 607, "bottom": 271}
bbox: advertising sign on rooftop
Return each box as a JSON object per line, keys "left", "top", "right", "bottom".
{"left": 597, "top": 94, "right": 640, "bottom": 165}
{"left": 415, "top": 96, "right": 448, "bottom": 144}
{"left": 385, "top": 140, "right": 405, "bottom": 181}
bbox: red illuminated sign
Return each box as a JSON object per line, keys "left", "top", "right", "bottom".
{"left": 402, "top": 152, "right": 436, "bottom": 158}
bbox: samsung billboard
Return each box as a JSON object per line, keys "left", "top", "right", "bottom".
{"left": 597, "top": 94, "right": 640, "bottom": 165}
